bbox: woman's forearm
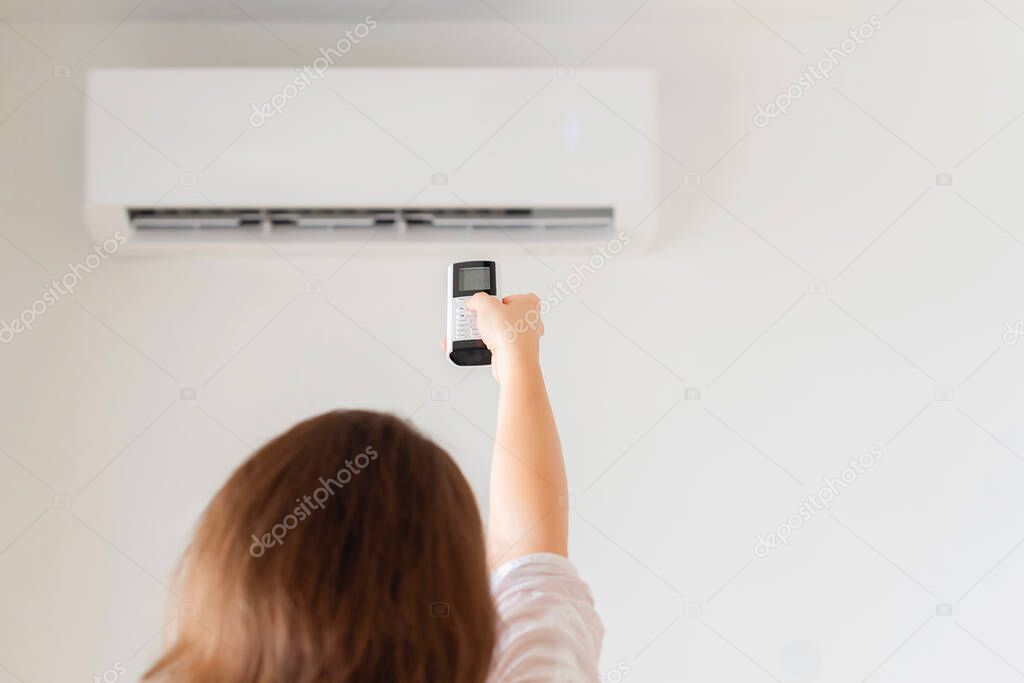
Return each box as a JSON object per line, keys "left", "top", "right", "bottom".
{"left": 488, "top": 359, "right": 568, "bottom": 565}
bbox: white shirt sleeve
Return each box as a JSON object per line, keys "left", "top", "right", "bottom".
{"left": 488, "top": 553, "right": 604, "bottom": 683}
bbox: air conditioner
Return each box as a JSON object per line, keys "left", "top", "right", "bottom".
{"left": 83, "top": 67, "right": 660, "bottom": 249}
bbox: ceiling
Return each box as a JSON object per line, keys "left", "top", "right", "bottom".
{"left": 0, "top": 0, "right": 979, "bottom": 22}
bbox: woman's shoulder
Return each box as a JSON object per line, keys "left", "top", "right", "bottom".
{"left": 488, "top": 553, "right": 604, "bottom": 683}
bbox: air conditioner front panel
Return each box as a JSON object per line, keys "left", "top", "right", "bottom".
{"left": 84, "top": 68, "right": 660, "bottom": 246}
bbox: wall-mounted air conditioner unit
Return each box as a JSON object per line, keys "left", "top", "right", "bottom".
{"left": 84, "top": 68, "right": 660, "bottom": 249}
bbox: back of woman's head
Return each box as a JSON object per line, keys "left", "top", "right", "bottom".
{"left": 146, "top": 410, "right": 496, "bottom": 683}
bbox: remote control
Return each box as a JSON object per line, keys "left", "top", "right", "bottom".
{"left": 446, "top": 261, "right": 498, "bottom": 366}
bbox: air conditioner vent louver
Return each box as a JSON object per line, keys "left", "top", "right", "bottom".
{"left": 127, "top": 207, "right": 614, "bottom": 240}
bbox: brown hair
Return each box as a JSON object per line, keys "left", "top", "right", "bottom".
{"left": 146, "top": 410, "right": 496, "bottom": 683}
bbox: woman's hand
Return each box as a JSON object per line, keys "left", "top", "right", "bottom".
{"left": 466, "top": 292, "right": 544, "bottom": 383}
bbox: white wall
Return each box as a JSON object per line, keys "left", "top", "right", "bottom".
{"left": 1, "top": 2, "right": 1023, "bottom": 681}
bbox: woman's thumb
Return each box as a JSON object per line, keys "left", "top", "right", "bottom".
{"left": 466, "top": 292, "right": 498, "bottom": 312}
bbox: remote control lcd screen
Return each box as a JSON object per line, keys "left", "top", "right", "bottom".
{"left": 459, "top": 267, "right": 491, "bottom": 292}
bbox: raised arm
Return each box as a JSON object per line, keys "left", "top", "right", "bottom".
{"left": 466, "top": 293, "right": 568, "bottom": 568}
